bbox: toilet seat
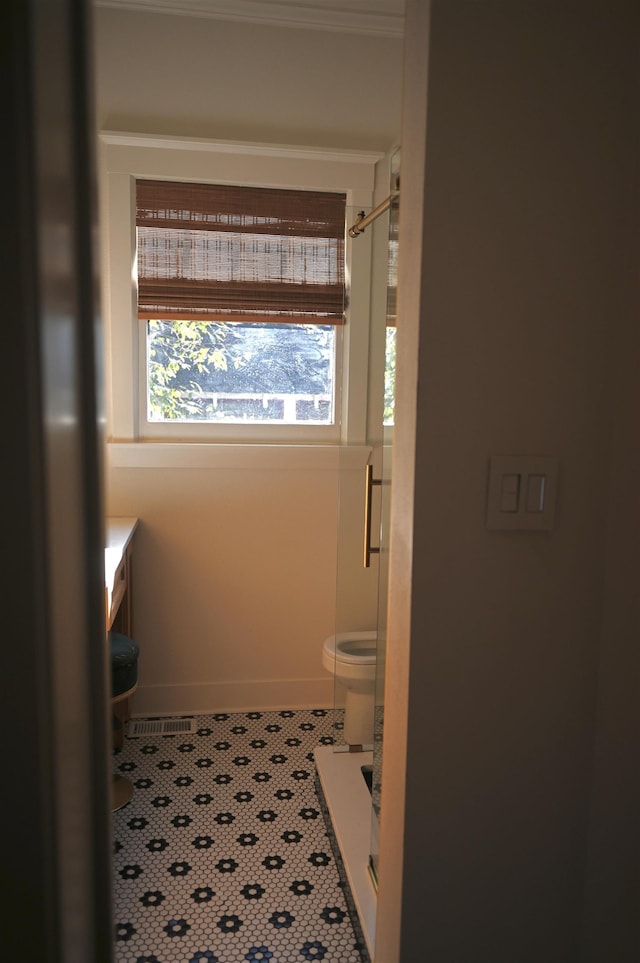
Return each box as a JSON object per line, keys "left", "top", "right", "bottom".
{"left": 336, "top": 637, "right": 377, "bottom": 664}
{"left": 323, "top": 631, "right": 377, "bottom": 665}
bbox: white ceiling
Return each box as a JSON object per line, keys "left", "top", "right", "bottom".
{"left": 94, "top": 0, "right": 405, "bottom": 38}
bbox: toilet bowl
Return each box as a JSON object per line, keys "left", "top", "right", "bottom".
{"left": 322, "top": 631, "right": 377, "bottom": 746}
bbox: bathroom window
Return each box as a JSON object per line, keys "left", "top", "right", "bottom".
{"left": 100, "top": 132, "right": 378, "bottom": 445}
{"left": 136, "top": 179, "right": 345, "bottom": 429}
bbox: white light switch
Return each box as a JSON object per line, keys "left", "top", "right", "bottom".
{"left": 486, "top": 455, "right": 558, "bottom": 531}
{"left": 500, "top": 473, "right": 520, "bottom": 512}
{"left": 526, "top": 474, "right": 545, "bottom": 513}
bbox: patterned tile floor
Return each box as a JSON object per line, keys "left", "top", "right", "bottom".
{"left": 112, "top": 708, "right": 366, "bottom": 963}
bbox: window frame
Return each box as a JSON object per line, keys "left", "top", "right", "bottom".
{"left": 99, "top": 132, "right": 381, "bottom": 445}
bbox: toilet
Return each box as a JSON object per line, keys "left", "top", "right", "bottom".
{"left": 322, "top": 631, "right": 377, "bottom": 746}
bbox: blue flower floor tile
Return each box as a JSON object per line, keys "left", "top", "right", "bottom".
{"left": 112, "top": 709, "right": 365, "bottom": 963}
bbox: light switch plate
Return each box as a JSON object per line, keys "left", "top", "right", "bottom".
{"left": 486, "top": 455, "right": 558, "bottom": 531}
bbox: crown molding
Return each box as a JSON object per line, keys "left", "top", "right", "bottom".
{"left": 99, "top": 130, "right": 385, "bottom": 165}
{"left": 94, "top": 0, "right": 405, "bottom": 38}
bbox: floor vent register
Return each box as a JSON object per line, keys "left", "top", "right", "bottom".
{"left": 127, "top": 717, "right": 197, "bottom": 736}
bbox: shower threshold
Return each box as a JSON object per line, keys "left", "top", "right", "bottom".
{"left": 314, "top": 744, "right": 376, "bottom": 960}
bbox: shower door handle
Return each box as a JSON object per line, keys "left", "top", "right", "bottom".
{"left": 364, "top": 463, "right": 382, "bottom": 568}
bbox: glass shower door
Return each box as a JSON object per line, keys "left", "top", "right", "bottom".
{"left": 369, "top": 154, "right": 400, "bottom": 887}
{"left": 332, "top": 203, "right": 380, "bottom": 752}
{"left": 328, "top": 170, "right": 399, "bottom": 895}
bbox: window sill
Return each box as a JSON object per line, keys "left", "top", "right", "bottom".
{"left": 106, "top": 441, "right": 372, "bottom": 472}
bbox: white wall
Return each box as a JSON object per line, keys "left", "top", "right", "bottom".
{"left": 94, "top": 7, "right": 403, "bottom": 152}
{"left": 108, "top": 446, "right": 336, "bottom": 711}
{"left": 95, "top": 8, "right": 403, "bottom": 714}
{"left": 379, "top": 1, "right": 640, "bottom": 960}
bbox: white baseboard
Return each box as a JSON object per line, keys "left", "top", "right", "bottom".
{"left": 133, "top": 676, "right": 334, "bottom": 716}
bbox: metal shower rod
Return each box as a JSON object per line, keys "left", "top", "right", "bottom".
{"left": 348, "top": 177, "right": 400, "bottom": 238}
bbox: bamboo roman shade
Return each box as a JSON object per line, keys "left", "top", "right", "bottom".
{"left": 136, "top": 179, "right": 347, "bottom": 324}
